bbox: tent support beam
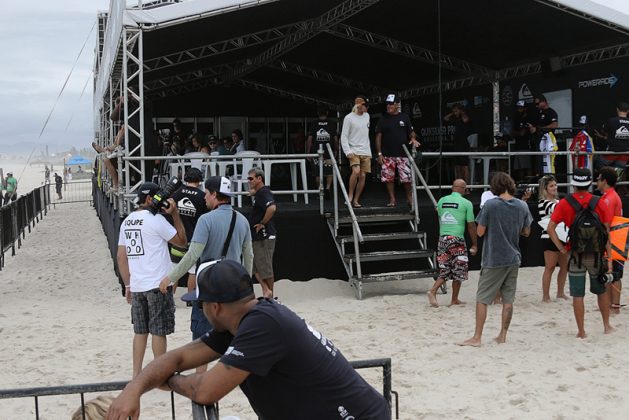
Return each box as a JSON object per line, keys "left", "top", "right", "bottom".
{"left": 221, "top": 0, "right": 382, "bottom": 83}
{"left": 326, "top": 23, "right": 495, "bottom": 78}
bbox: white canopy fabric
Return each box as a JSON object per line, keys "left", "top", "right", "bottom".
{"left": 125, "top": 0, "right": 278, "bottom": 28}
{"left": 556, "top": 0, "right": 629, "bottom": 31}
{"left": 122, "top": 0, "right": 629, "bottom": 31}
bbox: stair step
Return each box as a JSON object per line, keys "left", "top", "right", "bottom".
{"left": 352, "top": 269, "right": 438, "bottom": 283}
{"left": 334, "top": 212, "right": 415, "bottom": 225}
{"left": 337, "top": 232, "right": 424, "bottom": 243}
{"left": 343, "top": 249, "right": 434, "bottom": 263}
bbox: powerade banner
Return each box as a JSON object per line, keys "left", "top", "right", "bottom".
{"left": 499, "top": 57, "right": 629, "bottom": 135}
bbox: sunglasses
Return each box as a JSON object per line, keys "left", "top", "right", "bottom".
{"left": 247, "top": 176, "right": 256, "bottom": 181}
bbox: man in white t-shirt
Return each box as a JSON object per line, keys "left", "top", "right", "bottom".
{"left": 341, "top": 95, "right": 372, "bottom": 208}
{"left": 117, "top": 182, "right": 187, "bottom": 377}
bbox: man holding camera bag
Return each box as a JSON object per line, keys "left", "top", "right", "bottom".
{"left": 547, "top": 168, "right": 614, "bottom": 338}
{"left": 117, "top": 182, "right": 187, "bottom": 377}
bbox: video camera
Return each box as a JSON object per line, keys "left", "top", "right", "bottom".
{"left": 148, "top": 176, "right": 181, "bottom": 215}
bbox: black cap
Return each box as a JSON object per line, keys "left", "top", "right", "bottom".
{"left": 571, "top": 168, "right": 592, "bottom": 187}
{"left": 136, "top": 182, "right": 159, "bottom": 203}
{"left": 184, "top": 167, "right": 203, "bottom": 183}
{"left": 385, "top": 93, "right": 399, "bottom": 104}
{"left": 181, "top": 260, "right": 254, "bottom": 303}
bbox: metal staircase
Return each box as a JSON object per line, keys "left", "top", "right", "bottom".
{"left": 324, "top": 144, "right": 440, "bottom": 299}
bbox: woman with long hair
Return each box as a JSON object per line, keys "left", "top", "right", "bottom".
{"left": 538, "top": 174, "right": 569, "bottom": 302}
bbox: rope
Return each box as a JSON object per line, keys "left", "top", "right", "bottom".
{"left": 16, "top": 21, "right": 96, "bottom": 185}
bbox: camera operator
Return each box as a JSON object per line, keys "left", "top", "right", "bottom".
{"left": 117, "top": 182, "right": 187, "bottom": 378}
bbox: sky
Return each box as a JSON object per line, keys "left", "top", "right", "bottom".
{"left": 0, "top": 0, "right": 109, "bottom": 154}
{"left": 1, "top": 0, "right": 628, "bottom": 156}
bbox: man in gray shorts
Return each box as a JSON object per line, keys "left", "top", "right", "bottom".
{"left": 247, "top": 167, "right": 277, "bottom": 298}
{"left": 459, "top": 172, "right": 532, "bottom": 347}
{"left": 117, "top": 182, "right": 187, "bottom": 377}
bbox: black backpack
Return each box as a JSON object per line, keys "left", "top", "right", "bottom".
{"left": 566, "top": 194, "right": 608, "bottom": 268}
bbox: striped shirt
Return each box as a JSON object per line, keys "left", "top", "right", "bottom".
{"left": 538, "top": 199, "right": 558, "bottom": 239}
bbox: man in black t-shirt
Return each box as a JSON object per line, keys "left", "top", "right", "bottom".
{"left": 306, "top": 106, "right": 338, "bottom": 198}
{"left": 106, "top": 260, "right": 391, "bottom": 420}
{"left": 247, "top": 167, "right": 277, "bottom": 298}
{"left": 595, "top": 101, "right": 629, "bottom": 170}
{"left": 511, "top": 100, "right": 533, "bottom": 181}
{"left": 443, "top": 103, "right": 472, "bottom": 184}
{"left": 375, "top": 93, "right": 421, "bottom": 207}
{"left": 168, "top": 168, "right": 209, "bottom": 294}
{"left": 529, "top": 94, "right": 559, "bottom": 175}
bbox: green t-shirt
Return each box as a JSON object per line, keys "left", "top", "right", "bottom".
{"left": 437, "top": 191, "right": 474, "bottom": 238}
{"left": 5, "top": 177, "right": 17, "bottom": 193}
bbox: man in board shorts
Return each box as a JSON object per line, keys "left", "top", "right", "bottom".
{"left": 428, "top": 179, "right": 477, "bottom": 307}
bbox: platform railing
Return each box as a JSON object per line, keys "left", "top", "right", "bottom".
{"left": 0, "top": 358, "right": 396, "bottom": 419}
{"left": 112, "top": 153, "right": 322, "bottom": 214}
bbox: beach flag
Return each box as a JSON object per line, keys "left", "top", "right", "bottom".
{"left": 610, "top": 216, "right": 629, "bottom": 261}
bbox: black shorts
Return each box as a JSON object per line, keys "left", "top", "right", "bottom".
{"left": 542, "top": 238, "right": 560, "bottom": 252}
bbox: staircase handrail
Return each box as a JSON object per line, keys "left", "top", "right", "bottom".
{"left": 403, "top": 144, "right": 438, "bottom": 209}
{"left": 325, "top": 143, "right": 364, "bottom": 249}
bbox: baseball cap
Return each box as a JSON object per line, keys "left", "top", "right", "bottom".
{"left": 516, "top": 100, "right": 525, "bottom": 107}
{"left": 385, "top": 93, "right": 399, "bottom": 104}
{"left": 184, "top": 167, "right": 203, "bottom": 183}
{"left": 204, "top": 176, "right": 233, "bottom": 197}
{"left": 571, "top": 168, "right": 592, "bottom": 187}
{"left": 136, "top": 182, "right": 159, "bottom": 203}
{"left": 181, "top": 260, "right": 254, "bottom": 303}
{"left": 578, "top": 115, "right": 588, "bottom": 125}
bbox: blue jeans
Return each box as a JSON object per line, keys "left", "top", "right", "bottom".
{"left": 191, "top": 304, "right": 213, "bottom": 340}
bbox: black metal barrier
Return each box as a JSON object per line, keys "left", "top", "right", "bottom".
{"left": 0, "top": 184, "right": 50, "bottom": 271}
{"left": 0, "top": 358, "right": 396, "bottom": 419}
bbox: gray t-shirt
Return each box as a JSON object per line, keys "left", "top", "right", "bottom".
{"left": 192, "top": 204, "right": 252, "bottom": 263}
{"left": 476, "top": 197, "right": 532, "bottom": 268}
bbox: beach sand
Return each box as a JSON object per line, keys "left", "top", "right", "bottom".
{"left": 2, "top": 201, "right": 629, "bottom": 419}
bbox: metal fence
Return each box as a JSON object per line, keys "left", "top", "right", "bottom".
{"left": 0, "top": 358, "right": 397, "bottom": 419}
{"left": 0, "top": 184, "right": 50, "bottom": 270}
{"left": 51, "top": 179, "right": 94, "bottom": 206}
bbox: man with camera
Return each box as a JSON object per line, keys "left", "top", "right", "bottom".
{"left": 117, "top": 182, "right": 187, "bottom": 377}
{"left": 547, "top": 168, "right": 614, "bottom": 338}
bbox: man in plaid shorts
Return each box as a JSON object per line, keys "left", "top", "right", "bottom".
{"left": 428, "top": 179, "right": 478, "bottom": 307}
{"left": 117, "top": 182, "right": 187, "bottom": 377}
{"left": 375, "top": 93, "right": 421, "bottom": 207}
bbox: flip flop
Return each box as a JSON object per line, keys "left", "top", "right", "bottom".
{"left": 352, "top": 202, "right": 362, "bottom": 208}
{"left": 386, "top": 202, "right": 396, "bottom": 207}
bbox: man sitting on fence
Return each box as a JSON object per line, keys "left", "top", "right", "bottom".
{"left": 106, "top": 260, "right": 391, "bottom": 420}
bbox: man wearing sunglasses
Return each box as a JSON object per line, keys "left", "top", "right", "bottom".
{"left": 247, "top": 167, "right": 277, "bottom": 298}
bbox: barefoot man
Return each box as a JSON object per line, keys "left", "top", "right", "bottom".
{"left": 428, "top": 179, "right": 477, "bottom": 307}
{"left": 459, "top": 172, "right": 532, "bottom": 347}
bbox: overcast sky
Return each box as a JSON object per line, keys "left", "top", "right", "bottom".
{"left": 1, "top": 0, "right": 627, "bottom": 155}
{"left": 1, "top": 0, "right": 109, "bottom": 153}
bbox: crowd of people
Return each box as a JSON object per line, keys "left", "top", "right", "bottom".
{"left": 110, "top": 165, "right": 390, "bottom": 419}
{"left": 100, "top": 91, "right": 629, "bottom": 418}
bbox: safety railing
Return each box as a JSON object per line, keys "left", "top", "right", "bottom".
{"left": 326, "top": 143, "right": 365, "bottom": 277}
{"left": 107, "top": 153, "right": 322, "bottom": 214}
{"left": 0, "top": 358, "right": 396, "bottom": 419}
{"left": 51, "top": 179, "right": 94, "bottom": 206}
{"left": 0, "top": 184, "right": 50, "bottom": 270}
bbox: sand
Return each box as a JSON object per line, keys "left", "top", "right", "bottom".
{"left": 2, "top": 199, "right": 629, "bottom": 419}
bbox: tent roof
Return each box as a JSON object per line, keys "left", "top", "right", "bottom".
{"left": 97, "top": 0, "right": 629, "bottom": 115}
{"left": 66, "top": 155, "right": 92, "bottom": 165}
